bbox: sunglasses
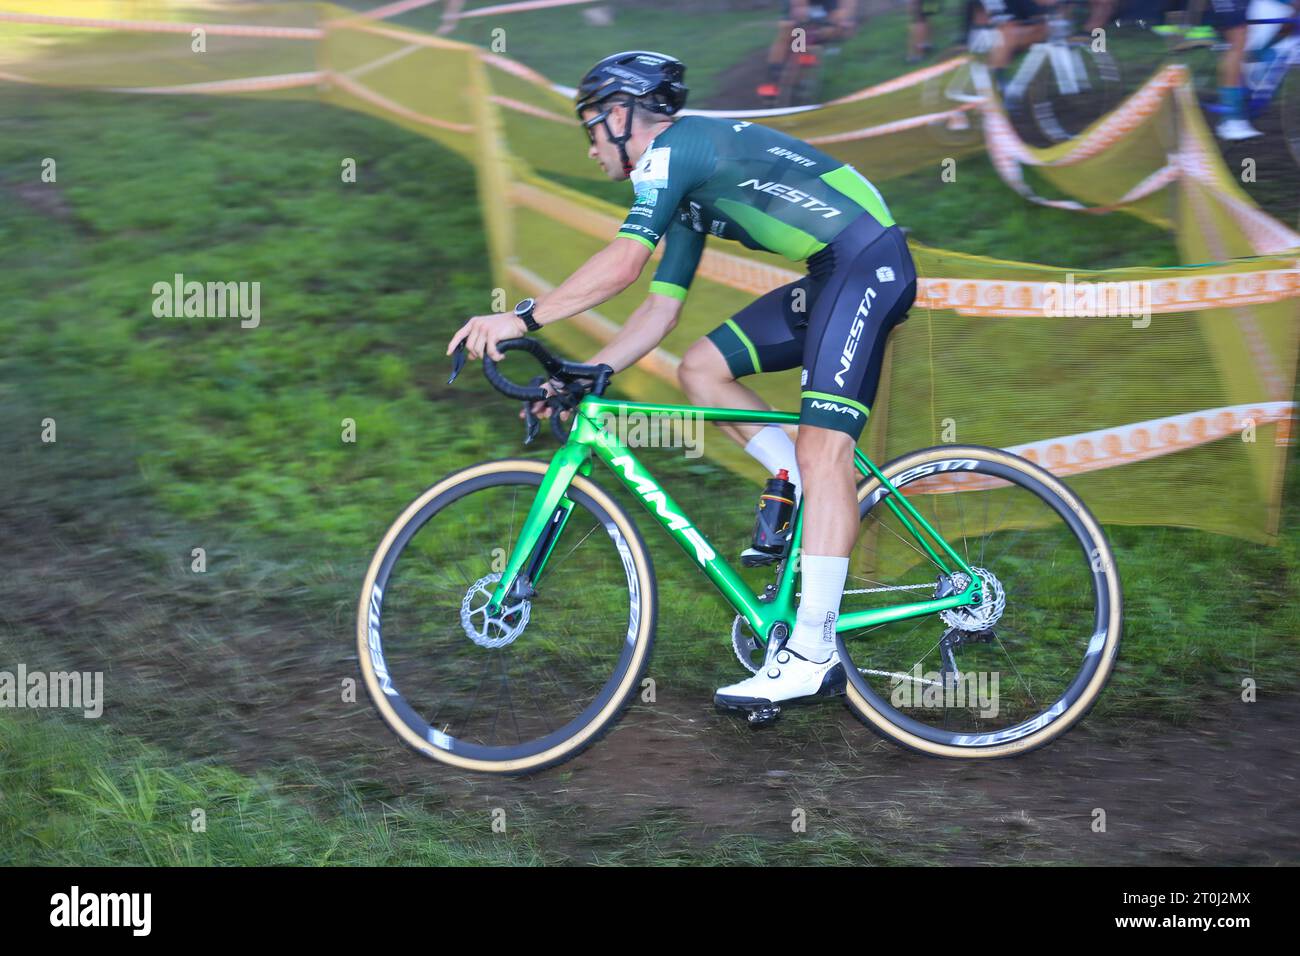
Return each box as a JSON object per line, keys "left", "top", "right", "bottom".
{"left": 581, "top": 108, "right": 611, "bottom": 145}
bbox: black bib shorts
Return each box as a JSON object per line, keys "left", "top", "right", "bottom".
{"left": 705, "top": 217, "right": 917, "bottom": 440}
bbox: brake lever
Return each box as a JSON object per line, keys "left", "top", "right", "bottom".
{"left": 547, "top": 382, "right": 585, "bottom": 444}
{"left": 521, "top": 376, "right": 544, "bottom": 444}
{"left": 448, "top": 342, "right": 467, "bottom": 385}
{"left": 524, "top": 406, "right": 541, "bottom": 445}
{"left": 550, "top": 409, "right": 570, "bottom": 444}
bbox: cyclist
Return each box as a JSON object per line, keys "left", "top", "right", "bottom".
{"left": 975, "top": 0, "right": 1051, "bottom": 95}
{"left": 757, "top": 0, "right": 858, "bottom": 99}
{"left": 907, "top": 0, "right": 941, "bottom": 62}
{"left": 446, "top": 51, "right": 916, "bottom": 710}
{"left": 1205, "top": 0, "right": 1266, "bottom": 139}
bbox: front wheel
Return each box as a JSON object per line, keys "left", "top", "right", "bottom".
{"left": 838, "top": 445, "right": 1122, "bottom": 757}
{"left": 356, "top": 459, "right": 657, "bottom": 775}
{"left": 1014, "top": 44, "right": 1122, "bottom": 144}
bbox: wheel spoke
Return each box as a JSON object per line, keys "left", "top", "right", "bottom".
{"left": 359, "top": 470, "right": 652, "bottom": 771}
{"left": 840, "top": 450, "right": 1116, "bottom": 754}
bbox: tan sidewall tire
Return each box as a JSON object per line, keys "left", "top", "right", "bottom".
{"left": 844, "top": 445, "right": 1122, "bottom": 758}
{"left": 356, "top": 459, "right": 656, "bottom": 774}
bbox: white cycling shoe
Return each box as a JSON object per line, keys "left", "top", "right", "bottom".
{"left": 1216, "top": 118, "right": 1263, "bottom": 141}
{"left": 715, "top": 645, "right": 846, "bottom": 709}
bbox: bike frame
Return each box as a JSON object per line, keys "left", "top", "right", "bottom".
{"left": 1248, "top": 28, "right": 1300, "bottom": 115}
{"left": 486, "top": 397, "right": 981, "bottom": 645}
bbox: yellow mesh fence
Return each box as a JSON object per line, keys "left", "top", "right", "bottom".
{"left": 3, "top": 0, "right": 1296, "bottom": 542}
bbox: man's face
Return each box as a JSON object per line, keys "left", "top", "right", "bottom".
{"left": 581, "top": 103, "right": 632, "bottom": 181}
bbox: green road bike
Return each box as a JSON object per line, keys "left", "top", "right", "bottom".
{"left": 357, "top": 339, "right": 1122, "bottom": 774}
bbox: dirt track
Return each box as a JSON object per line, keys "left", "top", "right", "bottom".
{"left": 360, "top": 689, "right": 1300, "bottom": 864}
{"left": 3, "top": 484, "right": 1297, "bottom": 864}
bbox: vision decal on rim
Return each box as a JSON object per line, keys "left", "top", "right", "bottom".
{"left": 365, "top": 584, "right": 395, "bottom": 697}
{"left": 860, "top": 458, "right": 980, "bottom": 508}
{"left": 608, "top": 521, "right": 642, "bottom": 646}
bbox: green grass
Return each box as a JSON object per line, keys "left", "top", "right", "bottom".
{"left": 0, "top": 710, "right": 955, "bottom": 865}
{"left": 0, "top": 713, "right": 549, "bottom": 865}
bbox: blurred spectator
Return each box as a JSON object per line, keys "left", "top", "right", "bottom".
{"left": 757, "top": 0, "right": 859, "bottom": 98}
{"left": 1205, "top": 0, "right": 1263, "bottom": 138}
{"left": 907, "top": 0, "right": 940, "bottom": 61}
{"left": 974, "top": 0, "right": 1050, "bottom": 93}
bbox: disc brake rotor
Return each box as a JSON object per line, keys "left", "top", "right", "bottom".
{"left": 939, "top": 566, "right": 1006, "bottom": 632}
{"left": 461, "top": 572, "right": 531, "bottom": 649}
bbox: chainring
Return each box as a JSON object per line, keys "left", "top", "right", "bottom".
{"left": 730, "top": 614, "right": 765, "bottom": 674}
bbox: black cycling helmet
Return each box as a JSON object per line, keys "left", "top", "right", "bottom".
{"left": 575, "top": 51, "right": 688, "bottom": 173}
{"left": 575, "top": 50, "right": 688, "bottom": 117}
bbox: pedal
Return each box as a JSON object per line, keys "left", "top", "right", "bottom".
{"left": 746, "top": 704, "right": 782, "bottom": 726}
{"left": 740, "top": 547, "right": 780, "bottom": 568}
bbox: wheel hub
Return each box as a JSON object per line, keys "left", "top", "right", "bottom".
{"left": 461, "top": 573, "right": 531, "bottom": 649}
{"left": 939, "top": 566, "right": 1006, "bottom": 632}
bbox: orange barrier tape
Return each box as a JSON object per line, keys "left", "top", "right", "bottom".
{"left": 491, "top": 94, "right": 570, "bottom": 124}
{"left": 1172, "top": 100, "right": 1291, "bottom": 402}
{"left": 361, "top": 0, "right": 445, "bottom": 20}
{"left": 481, "top": 50, "right": 555, "bottom": 87}
{"left": 824, "top": 55, "right": 971, "bottom": 107}
{"left": 1182, "top": 181, "right": 1284, "bottom": 403}
{"left": 679, "top": 57, "right": 973, "bottom": 120}
{"left": 0, "top": 11, "right": 322, "bottom": 39}
{"left": 806, "top": 104, "right": 977, "bottom": 145}
{"left": 979, "top": 64, "right": 1184, "bottom": 170}
{"left": 328, "top": 18, "right": 464, "bottom": 49}
{"left": 342, "top": 43, "right": 425, "bottom": 80}
{"left": 461, "top": 0, "right": 598, "bottom": 17}
{"left": 917, "top": 267, "right": 1300, "bottom": 317}
{"left": 918, "top": 401, "right": 1296, "bottom": 493}
{"left": 328, "top": 70, "right": 474, "bottom": 133}
{"left": 563, "top": 56, "right": 972, "bottom": 120}
{"left": 1031, "top": 64, "right": 1186, "bottom": 166}
{"left": 1172, "top": 84, "right": 1300, "bottom": 255}
{"left": 108, "top": 71, "right": 325, "bottom": 96}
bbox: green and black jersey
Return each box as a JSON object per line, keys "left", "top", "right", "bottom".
{"left": 617, "top": 115, "right": 895, "bottom": 301}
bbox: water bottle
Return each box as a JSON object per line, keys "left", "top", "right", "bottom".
{"left": 751, "top": 469, "right": 796, "bottom": 555}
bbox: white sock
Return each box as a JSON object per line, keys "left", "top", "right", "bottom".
{"left": 744, "top": 425, "right": 802, "bottom": 498}
{"left": 786, "top": 554, "right": 849, "bottom": 663}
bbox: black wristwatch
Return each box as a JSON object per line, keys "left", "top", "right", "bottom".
{"left": 513, "top": 297, "right": 541, "bottom": 333}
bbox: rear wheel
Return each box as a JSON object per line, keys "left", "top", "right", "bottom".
{"left": 1280, "top": 62, "right": 1300, "bottom": 166}
{"left": 357, "top": 459, "right": 657, "bottom": 775}
{"left": 839, "top": 445, "right": 1121, "bottom": 757}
